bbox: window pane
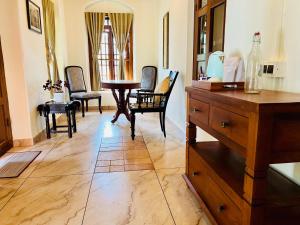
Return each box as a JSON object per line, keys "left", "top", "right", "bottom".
{"left": 96, "top": 18, "right": 132, "bottom": 81}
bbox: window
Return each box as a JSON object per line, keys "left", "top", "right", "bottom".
{"left": 89, "top": 18, "right": 133, "bottom": 81}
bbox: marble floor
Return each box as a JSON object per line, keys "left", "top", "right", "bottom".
{"left": 0, "top": 111, "right": 210, "bottom": 225}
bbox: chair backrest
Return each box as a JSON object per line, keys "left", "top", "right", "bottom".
{"left": 140, "top": 66, "right": 157, "bottom": 92}
{"left": 65, "top": 66, "right": 87, "bottom": 93}
{"left": 162, "top": 71, "right": 179, "bottom": 108}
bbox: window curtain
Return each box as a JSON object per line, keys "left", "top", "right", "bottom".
{"left": 42, "top": 0, "right": 59, "bottom": 82}
{"left": 85, "top": 12, "right": 105, "bottom": 91}
{"left": 108, "top": 13, "right": 133, "bottom": 80}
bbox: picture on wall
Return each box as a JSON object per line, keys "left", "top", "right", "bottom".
{"left": 163, "top": 12, "right": 169, "bottom": 69}
{"left": 26, "top": 0, "right": 42, "bottom": 34}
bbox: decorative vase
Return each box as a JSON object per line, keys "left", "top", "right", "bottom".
{"left": 53, "top": 92, "right": 65, "bottom": 103}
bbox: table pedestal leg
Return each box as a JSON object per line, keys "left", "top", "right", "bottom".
{"left": 111, "top": 89, "right": 131, "bottom": 123}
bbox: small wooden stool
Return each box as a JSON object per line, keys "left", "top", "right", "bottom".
{"left": 37, "top": 101, "right": 80, "bottom": 138}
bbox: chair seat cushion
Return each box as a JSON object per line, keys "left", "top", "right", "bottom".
{"left": 129, "top": 102, "right": 163, "bottom": 112}
{"left": 71, "top": 92, "right": 101, "bottom": 99}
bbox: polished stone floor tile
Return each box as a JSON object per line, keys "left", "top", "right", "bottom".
{"left": 98, "top": 151, "right": 124, "bottom": 161}
{"left": 125, "top": 158, "right": 152, "bottom": 165}
{"left": 125, "top": 164, "right": 154, "bottom": 171}
{"left": 0, "top": 111, "right": 207, "bottom": 225}
{"left": 148, "top": 147, "right": 185, "bottom": 170}
{"left": 29, "top": 137, "right": 99, "bottom": 177}
{"left": 157, "top": 168, "right": 211, "bottom": 225}
{"left": 124, "top": 150, "right": 150, "bottom": 160}
{"left": 82, "top": 171, "right": 175, "bottom": 225}
{"left": 95, "top": 166, "right": 110, "bottom": 173}
{"left": 0, "top": 179, "right": 25, "bottom": 211}
{"left": 0, "top": 175, "right": 92, "bottom": 225}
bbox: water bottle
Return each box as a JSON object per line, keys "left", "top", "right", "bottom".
{"left": 245, "top": 32, "right": 263, "bottom": 94}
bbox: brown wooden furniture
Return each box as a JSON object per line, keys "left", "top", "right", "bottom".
{"left": 129, "top": 71, "right": 179, "bottom": 140}
{"left": 0, "top": 39, "right": 13, "bottom": 156}
{"left": 65, "top": 66, "right": 102, "bottom": 117}
{"left": 102, "top": 80, "right": 140, "bottom": 123}
{"left": 185, "top": 88, "right": 300, "bottom": 225}
{"left": 37, "top": 101, "right": 80, "bottom": 139}
{"left": 193, "top": 0, "right": 227, "bottom": 78}
{"left": 129, "top": 66, "right": 158, "bottom": 99}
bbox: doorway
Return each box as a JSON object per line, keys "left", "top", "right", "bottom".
{"left": 0, "top": 39, "right": 13, "bottom": 155}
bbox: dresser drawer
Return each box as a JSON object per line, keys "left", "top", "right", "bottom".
{"left": 203, "top": 176, "right": 242, "bottom": 225}
{"left": 189, "top": 98, "right": 209, "bottom": 125}
{"left": 188, "top": 147, "right": 207, "bottom": 194}
{"left": 210, "top": 106, "right": 248, "bottom": 148}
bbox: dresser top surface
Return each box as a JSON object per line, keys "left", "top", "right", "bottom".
{"left": 186, "top": 88, "right": 300, "bottom": 105}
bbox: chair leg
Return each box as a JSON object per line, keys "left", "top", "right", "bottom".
{"left": 131, "top": 112, "right": 136, "bottom": 140}
{"left": 159, "top": 112, "right": 163, "bottom": 132}
{"left": 81, "top": 99, "right": 85, "bottom": 117}
{"left": 85, "top": 100, "right": 89, "bottom": 112}
{"left": 98, "top": 97, "right": 102, "bottom": 114}
{"left": 67, "top": 110, "right": 72, "bottom": 138}
{"left": 162, "top": 111, "right": 166, "bottom": 138}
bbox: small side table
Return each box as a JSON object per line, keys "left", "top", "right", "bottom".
{"left": 37, "top": 101, "right": 80, "bottom": 138}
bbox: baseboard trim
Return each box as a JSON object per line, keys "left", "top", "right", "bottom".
{"left": 13, "top": 114, "right": 66, "bottom": 147}
{"left": 89, "top": 106, "right": 117, "bottom": 111}
{"left": 13, "top": 139, "right": 34, "bottom": 147}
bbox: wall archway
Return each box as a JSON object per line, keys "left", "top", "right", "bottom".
{"left": 83, "top": 0, "right": 136, "bottom": 81}
{"left": 85, "top": 0, "right": 134, "bottom": 13}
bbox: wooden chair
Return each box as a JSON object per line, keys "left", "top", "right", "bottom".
{"left": 129, "top": 71, "right": 179, "bottom": 140}
{"left": 65, "top": 66, "right": 102, "bottom": 117}
{"left": 129, "top": 66, "right": 158, "bottom": 99}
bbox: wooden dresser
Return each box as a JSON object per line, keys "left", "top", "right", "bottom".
{"left": 184, "top": 87, "right": 300, "bottom": 225}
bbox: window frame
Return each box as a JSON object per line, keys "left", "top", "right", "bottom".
{"left": 88, "top": 17, "right": 133, "bottom": 81}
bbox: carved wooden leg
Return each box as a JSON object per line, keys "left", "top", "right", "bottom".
{"left": 131, "top": 112, "right": 136, "bottom": 140}
{"left": 85, "top": 99, "right": 89, "bottom": 112}
{"left": 72, "top": 109, "right": 77, "bottom": 133}
{"left": 45, "top": 113, "right": 51, "bottom": 139}
{"left": 98, "top": 97, "right": 102, "bottom": 114}
{"left": 159, "top": 112, "right": 163, "bottom": 132}
{"left": 111, "top": 89, "right": 120, "bottom": 123}
{"left": 81, "top": 99, "right": 85, "bottom": 117}
{"left": 66, "top": 110, "right": 72, "bottom": 138}
{"left": 124, "top": 90, "right": 132, "bottom": 121}
{"left": 162, "top": 111, "right": 166, "bottom": 137}
{"left": 52, "top": 113, "right": 56, "bottom": 131}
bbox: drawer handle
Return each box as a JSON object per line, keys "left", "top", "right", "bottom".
{"left": 192, "top": 108, "right": 200, "bottom": 113}
{"left": 192, "top": 172, "right": 200, "bottom": 177}
{"left": 218, "top": 204, "right": 226, "bottom": 213}
{"left": 220, "top": 121, "right": 230, "bottom": 128}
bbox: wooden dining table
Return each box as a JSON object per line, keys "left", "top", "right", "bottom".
{"left": 102, "top": 80, "right": 140, "bottom": 123}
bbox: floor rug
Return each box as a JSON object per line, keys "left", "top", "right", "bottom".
{"left": 0, "top": 151, "right": 41, "bottom": 178}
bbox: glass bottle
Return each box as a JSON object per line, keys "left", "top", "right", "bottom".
{"left": 244, "top": 32, "right": 263, "bottom": 94}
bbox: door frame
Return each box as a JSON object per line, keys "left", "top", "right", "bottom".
{"left": 0, "top": 38, "right": 13, "bottom": 156}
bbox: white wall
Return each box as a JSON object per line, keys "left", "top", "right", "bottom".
{"left": 0, "top": 0, "right": 32, "bottom": 140}
{"left": 18, "top": 0, "right": 51, "bottom": 137}
{"left": 0, "top": 0, "right": 66, "bottom": 141}
{"left": 281, "top": 0, "right": 300, "bottom": 92}
{"left": 157, "top": 0, "right": 194, "bottom": 131}
{"left": 63, "top": 0, "right": 159, "bottom": 106}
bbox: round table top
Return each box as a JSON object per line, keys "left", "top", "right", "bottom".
{"left": 102, "top": 80, "right": 141, "bottom": 89}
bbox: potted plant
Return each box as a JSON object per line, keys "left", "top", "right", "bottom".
{"left": 43, "top": 79, "right": 67, "bottom": 102}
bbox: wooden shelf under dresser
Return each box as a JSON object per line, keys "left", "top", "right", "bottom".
{"left": 184, "top": 87, "right": 300, "bottom": 225}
